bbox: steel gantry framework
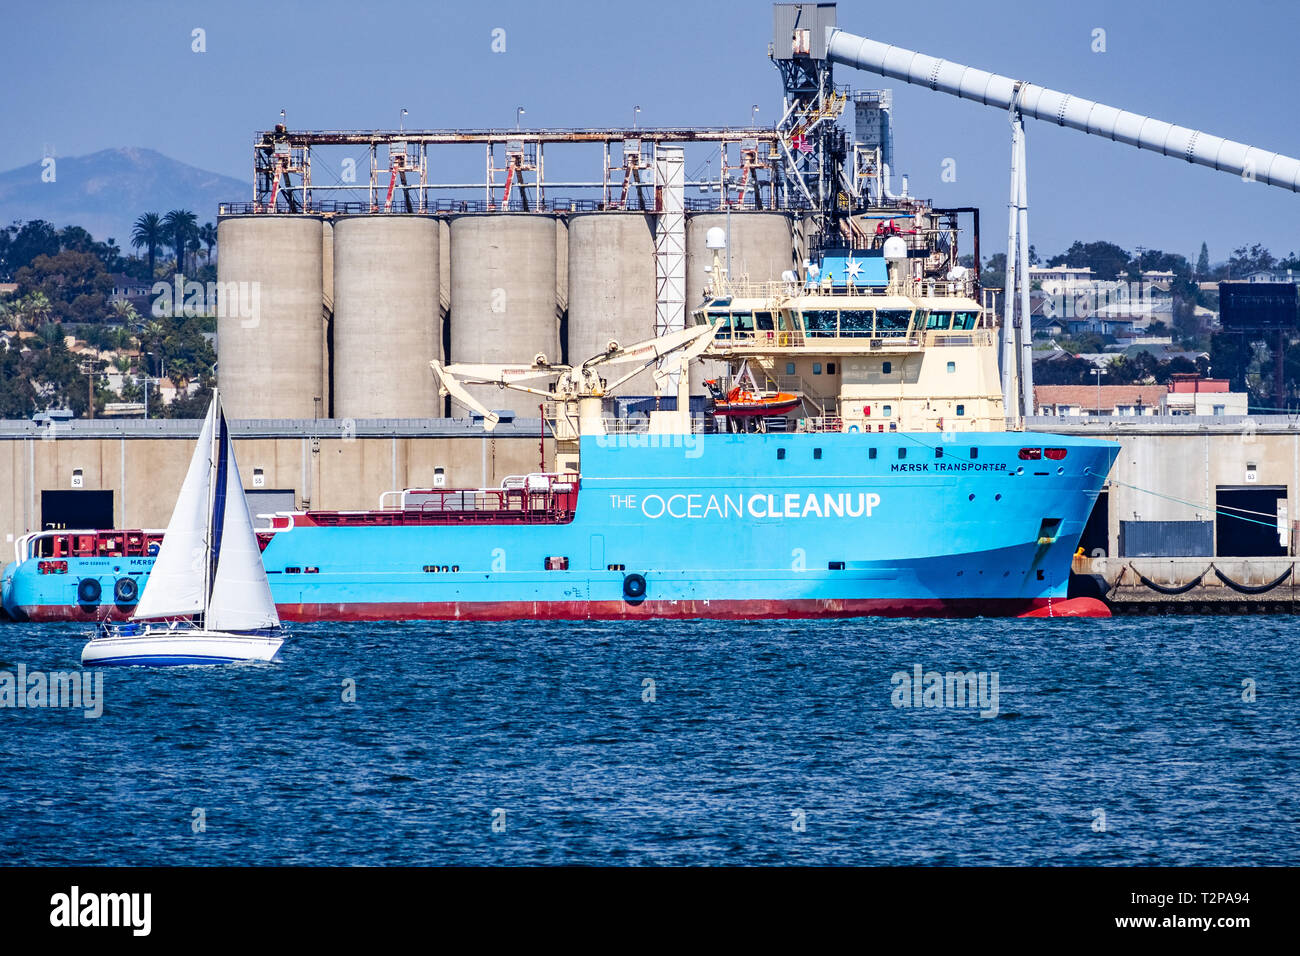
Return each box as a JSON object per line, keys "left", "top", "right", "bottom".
{"left": 242, "top": 125, "right": 797, "bottom": 216}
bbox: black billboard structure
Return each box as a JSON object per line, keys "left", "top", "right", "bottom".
{"left": 1219, "top": 281, "right": 1300, "bottom": 410}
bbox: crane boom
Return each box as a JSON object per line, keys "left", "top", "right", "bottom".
{"left": 824, "top": 28, "right": 1300, "bottom": 192}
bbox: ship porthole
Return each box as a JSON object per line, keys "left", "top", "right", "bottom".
{"left": 77, "top": 578, "right": 102, "bottom": 605}
{"left": 623, "top": 573, "right": 647, "bottom": 602}
{"left": 113, "top": 577, "right": 139, "bottom": 604}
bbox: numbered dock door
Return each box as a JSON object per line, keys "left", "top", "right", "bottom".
{"left": 589, "top": 535, "right": 605, "bottom": 570}
{"left": 1215, "top": 485, "right": 1287, "bottom": 557}
{"left": 245, "top": 489, "right": 297, "bottom": 529}
{"left": 41, "top": 490, "right": 113, "bottom": 532}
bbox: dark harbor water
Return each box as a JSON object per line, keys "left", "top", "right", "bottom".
{"left": 0, "top": 617, "right": 1295, "bottom": 866}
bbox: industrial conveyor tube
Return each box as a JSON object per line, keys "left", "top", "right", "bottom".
{"left": 825, "top": 28, "right": 1300, "bottom": 193}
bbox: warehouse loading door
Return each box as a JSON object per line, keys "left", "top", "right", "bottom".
{"left": 41, "top": 490, "right": 114, "bottom": 532}
{"left": 1079, "top": 490, "right": 1109, "bottom": 556}
{"left": 245, "top": 489, "right": 297, "bottom": 530}
{"left": 1216, "top": 486, "right": 1286, "bottom": 557}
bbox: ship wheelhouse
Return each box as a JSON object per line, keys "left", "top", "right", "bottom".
{"left": 691, "top": 274, "right": 1006, "bottom": 434}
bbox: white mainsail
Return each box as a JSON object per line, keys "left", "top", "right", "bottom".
{"left": 131, "top": 402, "right": 217, "bottom": 621}
{"left": 130, "top": 393, "right": 280, "bottom": 632}
{"left": 206, "top": 424, "right": 280, "bottom": 631}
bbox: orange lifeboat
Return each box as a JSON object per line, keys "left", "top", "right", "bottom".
{"left": 705, "top": 380, "right": 801, "bottom": 418}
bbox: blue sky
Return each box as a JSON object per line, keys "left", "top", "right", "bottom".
{"left": 4, "top": 0, "right": 1299, "bottom": 263}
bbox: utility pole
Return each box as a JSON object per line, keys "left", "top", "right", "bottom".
{"left": 79, "top": 360, "right": 95, "bottom": 419}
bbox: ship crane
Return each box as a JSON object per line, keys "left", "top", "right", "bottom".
{"left": 819, "top": 19, "right": 1300, "bottom": 418}
{"left": 431, "top": 324, "right": 717, "bottom": 472}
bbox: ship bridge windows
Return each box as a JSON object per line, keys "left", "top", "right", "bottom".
{"left": 730, "top": 311, "right": 755, "bottom": 335}
{"left": 707, "top": 310, "right": 733, "bottom": 339}
{"left": 755, "top": 311, "right": 776, "bottom": 331}
{"left": 876, "top": 309, "right": 914, "bottom": 337}
{"left": 798, "top": 309, "right": 913, "bottom": 338}
{"left": 926, "top": 311, "right": 952, "bottom": 330}
{"left": 802, "top": 309, "right": 838, "bottom": 338}
{"left": 840, "top": 309, "right": 874, "bottom": 337}
{"left": 952, "top": 311, "right": 978, "bottom": 331}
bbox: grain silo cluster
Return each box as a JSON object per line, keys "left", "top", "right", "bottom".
{"left": 217, "top": 194, "right": 799, "bottom": 419}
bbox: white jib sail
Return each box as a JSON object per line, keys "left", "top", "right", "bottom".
{"left": 131, "top": 401, "right": 217, "bottom": 621}
{"left": 205, "top": 422, "right": 280, "bottom": 631}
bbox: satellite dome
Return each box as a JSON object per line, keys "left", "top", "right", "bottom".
{"left": 882, "top": 236, "right": 907, "bottom": 261}
{"left": 705, "top": 227, "right": 727, "bottom": 250}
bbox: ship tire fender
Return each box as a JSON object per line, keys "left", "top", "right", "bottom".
{"left": 623, "top": 573, "right": 647, "bottom": 601}
{"left": 113, "top": 576, "right": 139, "bottom": 604}
{"left": 77, "top": 577, "right": 102, "bottom": 605}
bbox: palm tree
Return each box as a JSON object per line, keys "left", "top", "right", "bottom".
{"left": 162, "top": 209, "right": 198, "bottom": 275}
{"left": 112, "top": 299, "right": 140, "bottom": 327}
{"left": 12, "top": 292, "right": 53, "bottom": 332}
{"left": 130, "top": 213, "right": 165, "bottom": 279}
{"left": 199, "top": 222, "right": 217, "bottom": 263}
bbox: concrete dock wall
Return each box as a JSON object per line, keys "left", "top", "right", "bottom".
{"left": 0, "top": 421, "right": 551, "bottom": 545}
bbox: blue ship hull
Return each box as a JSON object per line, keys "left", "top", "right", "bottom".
{"left": 2, "top": 433, "right": 1117, "bottom": 621}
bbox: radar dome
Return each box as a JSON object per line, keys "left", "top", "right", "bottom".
{"left": 882, "top": 236, "right": 908, "bottom": 261}
{"left": 705, "top": 227, "right": 727, "bottom": 250}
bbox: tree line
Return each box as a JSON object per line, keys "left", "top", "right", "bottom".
{"left": 0, "top": 212, "right": 217, "bottom": 419}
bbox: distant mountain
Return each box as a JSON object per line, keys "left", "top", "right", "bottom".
{"left": 0, "top": 147, "right": 246, "bottom": 244}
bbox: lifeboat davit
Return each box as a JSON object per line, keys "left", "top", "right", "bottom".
{"left": 705, "top": 380, "right": 801, "bottom": 418}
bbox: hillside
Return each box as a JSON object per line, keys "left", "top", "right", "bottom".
{"left": 0, "top": 147, "right": 245, "bottom": 243}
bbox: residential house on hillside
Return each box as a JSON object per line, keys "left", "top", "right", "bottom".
{"left": 1035, "top": 384, "right": 1167, "bottom": 417}
{"left": 1036, "top": 375, "right": 1246, "bottom": 417}
{"left": 106, "top": 273, "right": 155, "bottom": 312}
{"left": 1243, "top": 268, "right": 1299, "bottom": 284}
{"left": 1164, "top": 375, "right": 1248, "bottom": 416}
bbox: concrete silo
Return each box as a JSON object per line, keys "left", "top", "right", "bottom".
{"left": 217, "top": 215, "right": 326, "bottom": 419}
{"left": 448, "top": 214, "right": 561, "bottom": 418}
{"left": 321, "top": 218, "right": 334, "bottom": 415}
{"left": 331, "top": 216, "right": 441, "bottom": 419}
{"left": 566, "top": 213, "right": 658, "bottom": 395}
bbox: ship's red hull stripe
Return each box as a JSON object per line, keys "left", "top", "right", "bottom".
{"left": 10, "top": 596, "right": 1108, "bottom": 622}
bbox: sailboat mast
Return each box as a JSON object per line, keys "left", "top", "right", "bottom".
{"left": 201, "top": 390, "right": 220, "bottom": 625}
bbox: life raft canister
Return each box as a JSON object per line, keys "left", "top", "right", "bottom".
{"left": 113, "top": 576, "right": 139, "bottom": 604}
{"left": 77, "top": 577, "right": 102, "bottom": 605}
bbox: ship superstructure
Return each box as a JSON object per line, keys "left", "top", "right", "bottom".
{"left": 689, "top": 211, "right": 1003, "bottom": 436}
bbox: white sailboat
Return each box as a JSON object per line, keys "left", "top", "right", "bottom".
{"left": 81, "top": 391, "right": 284, "bottom": 667}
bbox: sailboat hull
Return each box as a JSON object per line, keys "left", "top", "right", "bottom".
{"left": 81, "top": 631, "right": 283, "bottom": 667}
